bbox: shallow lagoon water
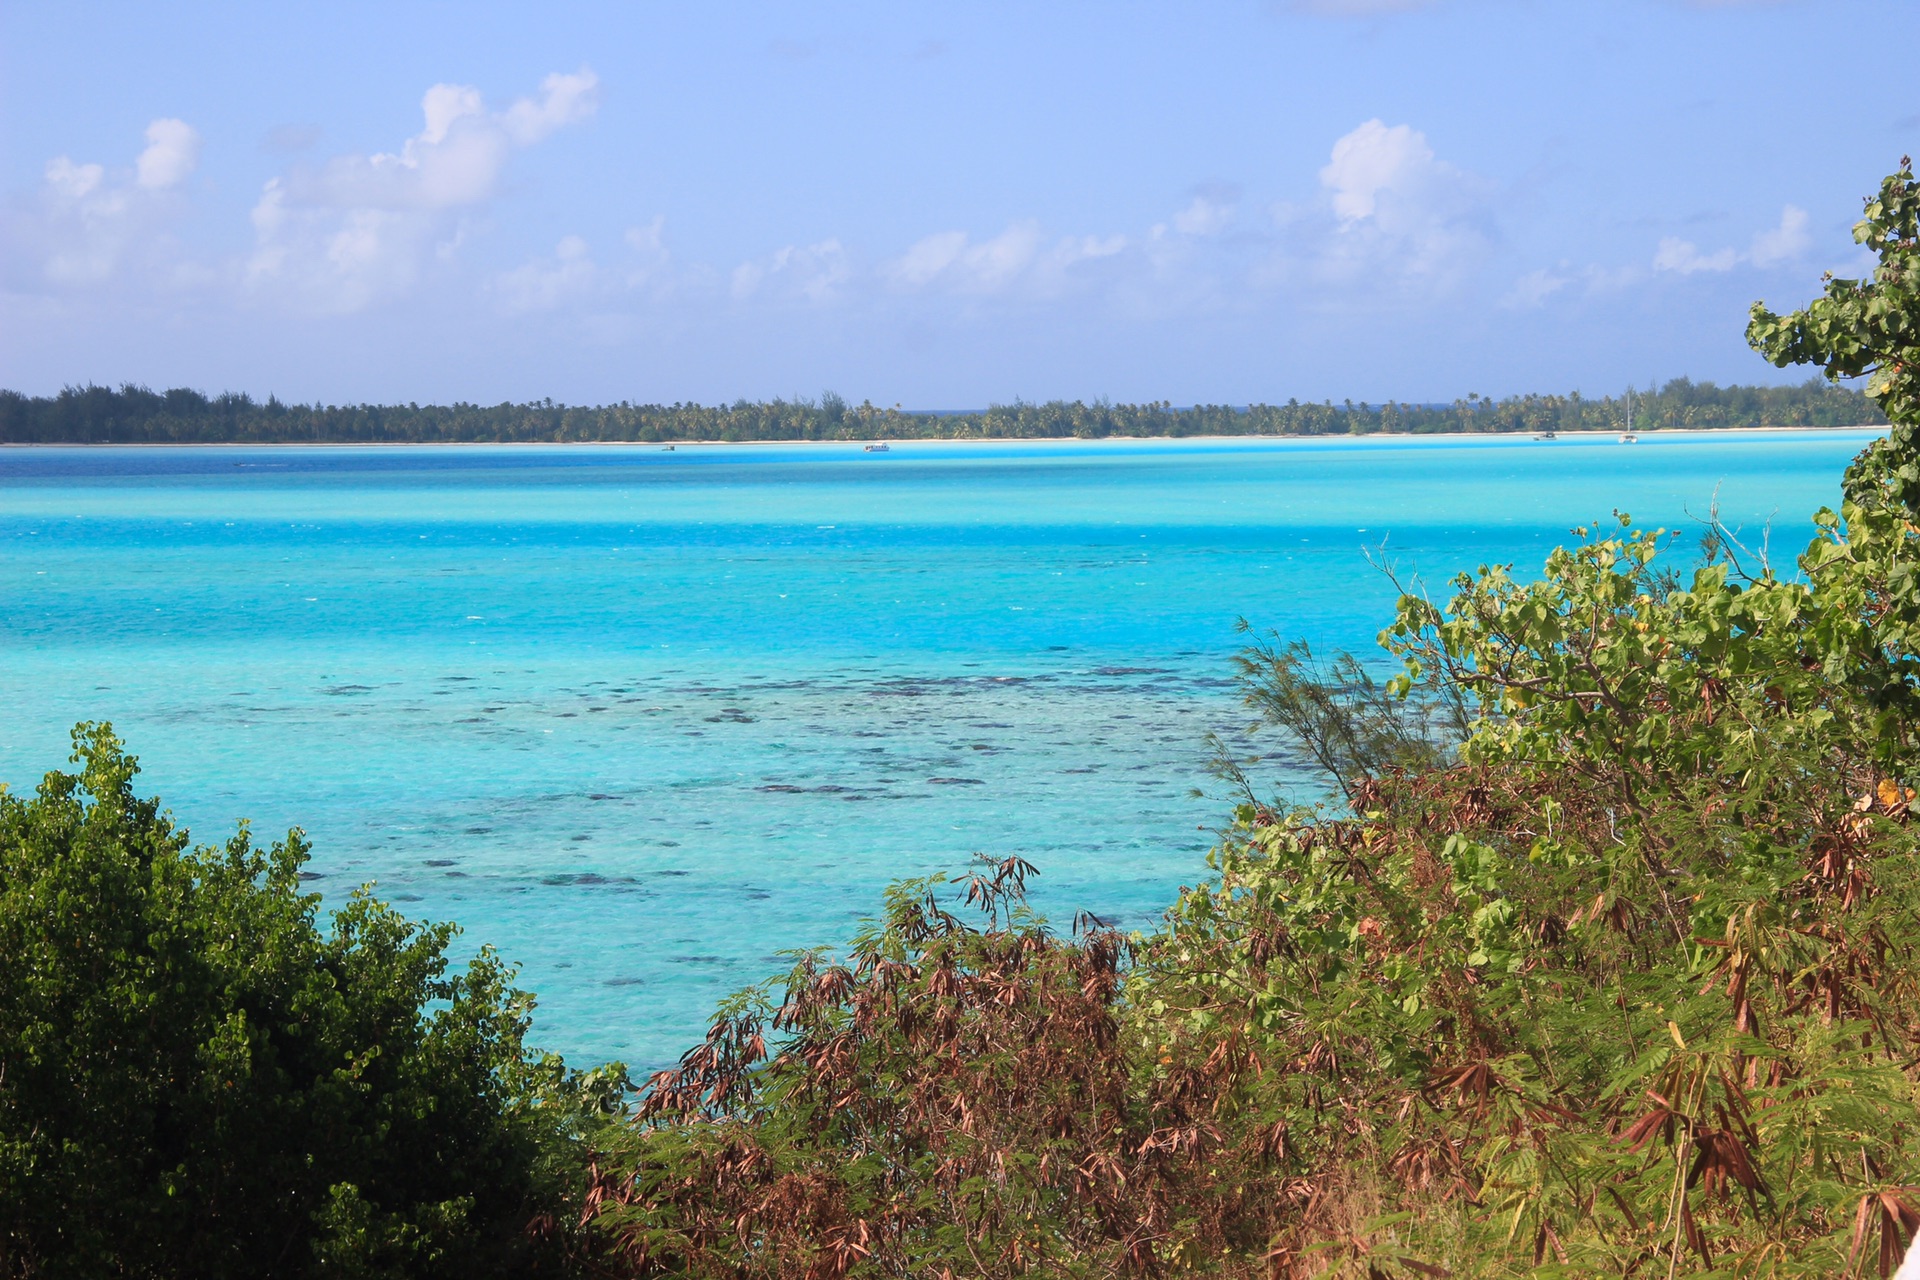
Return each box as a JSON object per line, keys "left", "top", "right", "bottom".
{"left": 0, "top": 432, "right": 1878, "bottom": 1067}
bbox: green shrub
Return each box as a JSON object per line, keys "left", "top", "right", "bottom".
{"left": 0, "top": 725, "right": 617, "bottom": 1279}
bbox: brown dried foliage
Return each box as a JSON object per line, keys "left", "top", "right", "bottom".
{"left": 579, "top": 858, "right": 1251, "bottom": 1276}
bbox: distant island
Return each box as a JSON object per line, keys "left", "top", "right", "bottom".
{"left": 0, "top": 377, "right": 1884, "bottom": 445}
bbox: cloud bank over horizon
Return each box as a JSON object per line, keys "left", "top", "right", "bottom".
{"left": 1, "top": 2, "right": 1912, "bottom": 405}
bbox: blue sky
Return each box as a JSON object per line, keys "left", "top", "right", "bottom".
{"left": 2, "top": 1, "right": 1915, "bottom": 407}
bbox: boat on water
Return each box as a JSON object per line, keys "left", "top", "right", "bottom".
{"left": 1619, "top": 433, "right": 1639, "bottom": 444}
{"left": 661, "top": 444, "right": 675, "bottom": 451}
{"left": 864, "top": 443, "right": 891, "bottom": 452}
{"left": 1534, "top": 431, "right": 1557, "bottom": 441}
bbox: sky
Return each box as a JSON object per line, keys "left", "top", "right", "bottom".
{"left": 2, "top": 1, "right": 1916, "bottom": 408}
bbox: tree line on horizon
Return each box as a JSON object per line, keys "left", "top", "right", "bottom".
{"left": 0, "top": 376, "right": 1885, "bottom": 445}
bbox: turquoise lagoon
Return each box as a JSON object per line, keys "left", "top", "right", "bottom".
{"left": 0, "top": 432, "right": 1878, "bottom": 1067}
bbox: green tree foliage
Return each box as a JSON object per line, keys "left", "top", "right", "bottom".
{"left": 0, "top": 378, "right": 1883, "bottom": 445}
{"left": 1751, "top": 159, "right": 1920, "bottom": 514}
{"left": 0, "top": 725, "right": 619, "bottom": 1279}
{"left": 578, "top": 162, "right": 1920, "bottom": 1278}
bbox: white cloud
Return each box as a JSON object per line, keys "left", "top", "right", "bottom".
{"left": 11, "top": 119, "right": 200, "bottom": 290}
{"left": 961, "top": 225, "right": 1041, "bottom": 287}
{"left": 500, "top": 71, "right": 599, "bottom": 144}
{"left": 245, "top": 70, "right": 598, "bottom": 312}
{"left": 862, "top": 123, "right": 1486, "bottom": 315}
{"left": 886, "top": 224, "right": 1038, "bottom": 292}
{"left": 44, "top": 157, "right": 107, "bottom": 204}
{"left": 882, "top": 222, "right": 1125, "bottom": 298}
{"left": 623, "top": 216, "right": 676, "bottom": 288}
{"left": 1303, "top": 119, "right": 1494, "bottom": 293}
{"left": 731, "top": 239, "right": 850, "bottom": 303}
{"left": 486, "top": 215, "right": 691, "bottom": 311}
{"left": 886, "top": 230, "right": 968, "bottom": 288}
{"left": 1320, "top": 120, "right": 1435, "bottom": 222}
{"left": 135, "top": 119, "right": 201, "bottom": 189}
{"left": 33, "top": 82, "right": 1803, "bottom": 345}
{"left": 1030, "top": 233, "right": 1130, "bottom": 296}
{"left": 1647, "top": 206, "right": 1808, "bottom": 279}
{"left": 1172, "top": 193, "right": 1235, "bottom": 236}
{"left": 1653, "top": 236, "right": 1737, "bottom": 274}
{"left": 1501, "top": 267, "right": 1570, "bottom": 310}
{"left": 1749, "top": 204, "right": 1810, "bottom": 268}
{"left": 492, "top": 235, "right": 598, "bottom": 312}
{"left": 625, "top": 217, "right": 667, "bottom": 256}
{"left": 1061, "top": 234, "right": 1128, "bottom": 262}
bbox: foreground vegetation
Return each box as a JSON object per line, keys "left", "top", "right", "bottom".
{"left": 3, "top": 161, "right": 1918, "bottom": 1277}
{"left": 0, "top": 729, "right": 628, "bottom": 1278}
{"left": 0, "top": 377, "right": 1882, "bottom": 445}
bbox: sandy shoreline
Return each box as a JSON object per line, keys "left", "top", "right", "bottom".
{"left": 0, "top": 426, "right": 1888, "bottom": 449}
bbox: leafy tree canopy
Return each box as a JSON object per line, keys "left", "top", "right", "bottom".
{"left": 1751, "top": 159, "right": 1920, "bottom": 513}
{"left": 0, "top": 726, "right": 620, "bottom": 1279}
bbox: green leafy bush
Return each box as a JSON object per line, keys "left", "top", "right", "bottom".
{"left": 0, "top": 725, "right": 619, "bottom": 1279}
